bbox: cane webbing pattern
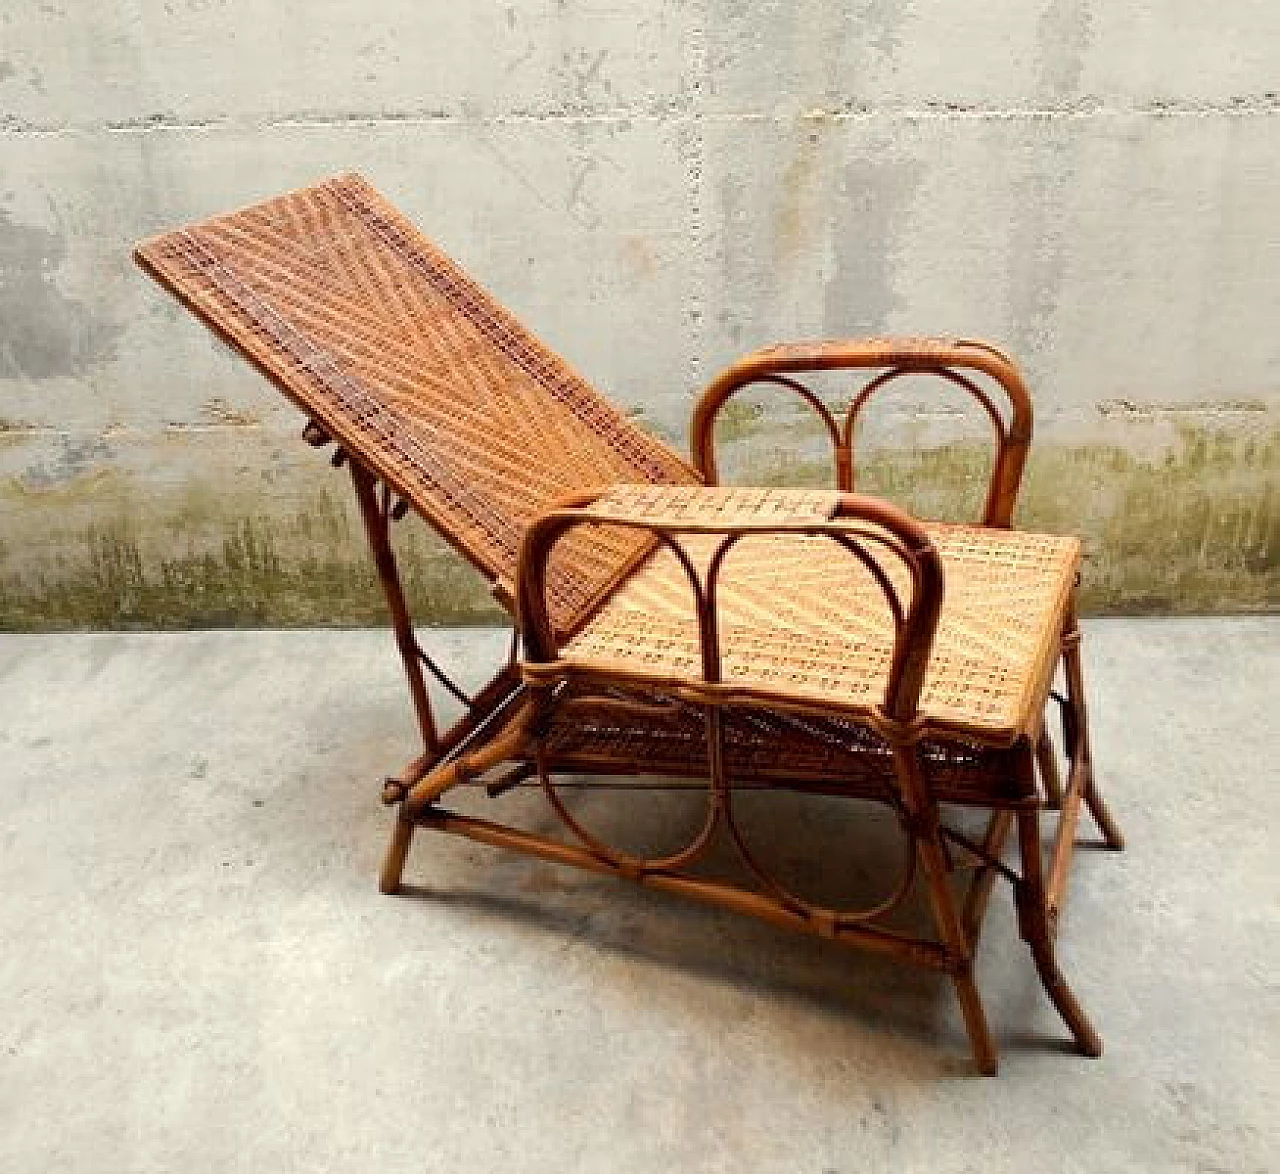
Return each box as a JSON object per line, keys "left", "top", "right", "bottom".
{"left": 135, "top": 173, "right": 696, "bottom": 630}
{"left": 562, "top": 505, "right": 1080, "bottom": 747}
{"left": 539, "top": 686, "right": 1036, "bottom": 805}
{"left": 591, "top": 484, "right": 840, "bottom": 527}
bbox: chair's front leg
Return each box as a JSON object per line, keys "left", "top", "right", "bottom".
{"left": 892, "top": 746, "right": 998, "bottom": 1075}
{"left": 1015, "top": 807, "right": 1103, "bottom": 1057}
{"left": 1035, "top": 730, "right": 1065, "bottom": 809}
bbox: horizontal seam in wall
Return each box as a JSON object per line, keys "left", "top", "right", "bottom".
{"left": 3, "top": 94, "right": 1280, "bottom": 136}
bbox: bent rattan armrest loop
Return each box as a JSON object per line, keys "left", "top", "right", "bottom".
{"left": 515, "top": 485, "right": 945, "bottom": 723}
{"left": 690, "top": 336, "right": 1034, "bottom": 528}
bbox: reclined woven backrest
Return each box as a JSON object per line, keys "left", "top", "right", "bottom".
{"left": 135, "top": 172, "right": 697, "bottom": 630}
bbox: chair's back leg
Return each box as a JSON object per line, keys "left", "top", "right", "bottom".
{"left": 349, "top": 458, "right": 530, "bottom": 895}
{"left": 350, "top": 461, "right": 440, "bottom": 754}
{"left": 350, "top": 459, "right": 439, "bottom": 895}
{"left": 1060, "top": 610, "right": 1124, "bottom": 851}
{"left": 380, "top": 814, "right": 417, "bottom": 895}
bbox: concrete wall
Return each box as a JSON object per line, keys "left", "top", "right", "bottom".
{"left": 2, "top": 0, "right": 1278, "bottom": 627}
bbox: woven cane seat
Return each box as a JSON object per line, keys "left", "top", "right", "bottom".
{"left": 556, "top": 486, "right": 1079, "bottom": 751}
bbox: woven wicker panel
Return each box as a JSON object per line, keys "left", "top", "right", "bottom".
{"left": 539, "top": 686, "right": 1035, "bottom": 806}
{"left": 591, "top": 484, "right": 840, "bottom": 526}
{"left": 559, "top": 490, "right": 1079, "bottom": 747}
{"left": 135, "top": 174, "right": 697, "bottom": 630}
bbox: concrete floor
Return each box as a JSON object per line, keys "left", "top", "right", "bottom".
{"left": 1, "top": 620, "right": 1276, "bottom": 1172}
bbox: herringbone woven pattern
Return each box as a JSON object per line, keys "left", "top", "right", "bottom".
{"left": 560, "top": 486, "right": 1080, "bottom": 746}
{"left": 135, "top": 173, "right": 696, "bottom": 629}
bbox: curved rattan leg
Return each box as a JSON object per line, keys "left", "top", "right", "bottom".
{"left": 1015, "top": 808, "right": 1102, "bottom": 1056}
{"left": 380, "top": 814, "right": 416, "bottom": 895}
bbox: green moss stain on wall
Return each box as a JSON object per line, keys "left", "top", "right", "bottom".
{"left": 0, "top": 421, "right": 1275, "bottom": 628}
{"left": 0, "top": 468, "right": 502, "bottom": 630}
{"left": 722, "top": 422, "right": 1279, "bottom": 614}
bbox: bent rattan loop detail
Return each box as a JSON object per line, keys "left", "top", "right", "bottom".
{"left": 517, "top": 484, "right": 1078, "bottom": 748}
{"left": 690, "top": 337, "right": 1034, "bottom": 528}
{"left": 516, "top": 486, "right": 949, "bottom": 727}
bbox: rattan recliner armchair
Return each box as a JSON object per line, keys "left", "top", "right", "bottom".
{"left": 137, "top": 174, "right": 1123, "bottom": 1074}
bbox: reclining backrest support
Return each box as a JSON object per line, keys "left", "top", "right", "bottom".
{"left": 135, "top": 172, "right": 697, "bottom": 631}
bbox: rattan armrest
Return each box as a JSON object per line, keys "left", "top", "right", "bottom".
{"left": 515, "top": 484, "right": 945, "bottom": 726}
{"left": 689, "top": 336, "right": 1034, "bottom": 527}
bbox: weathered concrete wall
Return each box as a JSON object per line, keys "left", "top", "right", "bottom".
{"left": 2, "top": 1, "right": 1278, "bottom": 627}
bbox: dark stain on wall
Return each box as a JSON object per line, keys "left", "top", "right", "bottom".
{"left": 0, "top": 472, "right": 503, "bottom": 630}
{"left": 0, "top": 206, "right": 121, "bottom": 380}
{"left": 1036, "top": 0, "right": 1093, "bottom": 98}
{"left": 823, "top": 155, "right": 925, "bottom": 334}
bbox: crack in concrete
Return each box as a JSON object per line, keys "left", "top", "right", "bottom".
{"left": 4, "top": 93, "right": 1280, "bottom": 137}
{"left": 680, "top": 1, "right": 709, "bottom": 393}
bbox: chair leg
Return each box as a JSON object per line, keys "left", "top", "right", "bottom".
{"left": 1060, "top": 623, "right": 1125, "bottom": 851}
{"left": 351, "top": 462, "right": 441, "bottom": 757}
{"left": 895, "top": 748, "right": 998, "bottom": 1074}
{"left": 1015, "top": 808, "right": 1102, "bottom": 1057}
{"left": 1084, "top": 777, "right": 1124, "bottom": 852}
{"left": 1035, "top": 730, "right": 1064, "bottom": 809}
{"left": 923, "top": 837, "right": 997, "bottom": 1074}
{"left": 380, "top": 815, "right": 416, "bottom": 895}
{"left": 951, "top": 964, "right": 999, "bottom": 1076}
